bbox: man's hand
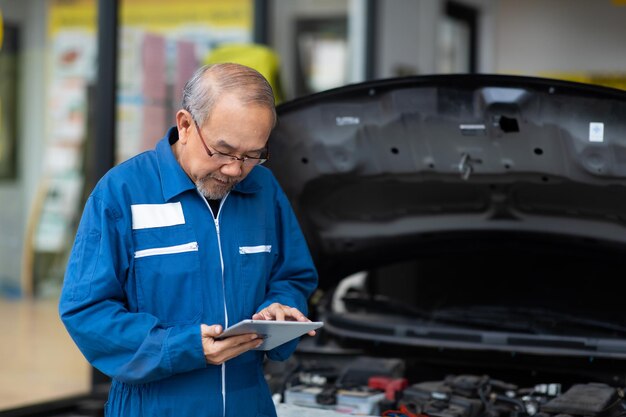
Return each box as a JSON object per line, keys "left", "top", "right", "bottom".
{"left": 252, "top": 303, "right": 317, "bottom": 336}
{"left": 200, "top": 324, "right": 263, "bottom": 365}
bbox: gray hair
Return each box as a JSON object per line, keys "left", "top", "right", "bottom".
{"left": 181, "top": 63, "right": 277, "bottom": 127}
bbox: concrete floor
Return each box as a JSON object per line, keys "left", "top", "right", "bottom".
{"left": 0, "top": 298, "right": 90, "bottom": 410}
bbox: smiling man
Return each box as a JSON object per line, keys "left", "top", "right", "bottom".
{"left": 59, "top": 63, "right": 318, "bottom": 417}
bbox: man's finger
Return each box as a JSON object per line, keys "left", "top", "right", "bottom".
{"left": 252, "top": 310, "right": 270, "bottom": 320}
{"left": 275, "top": 306, "right": 285, "bottom": 321}
{"left": 252, "top": 303, "right": 313, "bottom": 322}
{"left": 207, "top": 335, "right": 263, "bottom": 364}
{"left": 288, "top": 307, "right": 308, "bottom": 321}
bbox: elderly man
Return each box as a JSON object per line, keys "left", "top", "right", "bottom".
{"left": 59, "top": 63, "right": 318, "bottom": 417}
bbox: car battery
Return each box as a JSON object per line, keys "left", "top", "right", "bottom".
{"left": 284, "top": 385, "right": 328, "bottom": 408}
{"left": 284, "top": 384, "right": 341, "bottom": 410}
{"left": 335, "top": 388, "right": 386, "bottom": 415}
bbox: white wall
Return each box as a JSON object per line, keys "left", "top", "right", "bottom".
{"left": 375, "top": 0, "right": 626, "bottom": 78}
{"left": 0, "top": 1, "right": 47, "bottom": 294}
{"left": 377, "top": 0, "right": 436, "bottom": 77}
{"left": 495, "top": 0, "right": 626, "bottom": 74}
{"left": 376, "top": 0, "right": 496, "bottom": 78}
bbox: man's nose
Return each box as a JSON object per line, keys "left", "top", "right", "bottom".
{"left": 220, "top": 160, "right": 243, "bottom": 177}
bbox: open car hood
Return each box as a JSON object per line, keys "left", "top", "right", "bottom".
{"left": 269, "top": 75, "right": 626, "bottom": 360}
{"left": 268, "top": 75, "right": 626, "bottom": 283}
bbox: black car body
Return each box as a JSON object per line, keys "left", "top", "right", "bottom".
{"left": 265, "top": 74, "right": 626, "bottom": 416}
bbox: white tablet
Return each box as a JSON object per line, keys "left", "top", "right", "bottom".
{"left": 216, "top": 320, "right": 324, "bottom": 351}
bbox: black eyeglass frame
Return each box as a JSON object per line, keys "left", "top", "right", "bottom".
{"left": 192, "top": 118, "right": 269, "bottom": 166}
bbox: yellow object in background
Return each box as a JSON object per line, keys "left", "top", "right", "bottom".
{"left": 48, "top": 0, "right": 252, "bottom": 35}
{"left": 206, "top": 44, "right": 284, "bottom": 104}
{"left": 48, "top": 0, "right": 96, "bottom": 36}
{"left": 539, "top": 72, "right": 626, "bottom": 91}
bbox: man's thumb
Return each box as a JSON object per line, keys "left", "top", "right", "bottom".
{"left": 201, "top": 324, "right": 222, "bottom": 337}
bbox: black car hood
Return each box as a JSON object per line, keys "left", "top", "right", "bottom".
{"left": 267, "top": 74, "right": 626, "bottom": 286}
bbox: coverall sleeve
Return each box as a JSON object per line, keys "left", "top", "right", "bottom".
{"left": 59, "top": 194, "right": 207, "bottom": 384}
{"left": 257, "top": 188, "right": 319, "bottom": 361}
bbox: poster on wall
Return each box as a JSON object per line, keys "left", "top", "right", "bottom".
{"left": 46, "top": 0, "right": 254, "bottom": 161}
{"left": 116, "top": 0, "right": 253, "bottom": 162}
{"left": 32, "top": 1, "right": 96, "bottom": 259}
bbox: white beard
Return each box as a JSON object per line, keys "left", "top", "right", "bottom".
{"left": 195, "top": 176, "right": 238, "bottom": 199}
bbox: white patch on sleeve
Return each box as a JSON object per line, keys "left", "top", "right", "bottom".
{"left": 131, "top": 202, "right": 185, "bottom": 229}
{"left": 239, "top": 245, "right": 272, "bottom": 254}
{"left": 134, "top": 242, "right": 198, "bottom": 258}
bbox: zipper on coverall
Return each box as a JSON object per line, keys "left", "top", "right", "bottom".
{"left": 199, "top": 191, "right": 229, "bottom": 417}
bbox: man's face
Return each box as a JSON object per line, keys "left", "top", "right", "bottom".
{"left": 175, "top": 94, "right": 274, "bottom": 199}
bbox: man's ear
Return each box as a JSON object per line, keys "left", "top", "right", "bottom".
{"left": 176, "top": 110, "right": 193, "bottom": 144}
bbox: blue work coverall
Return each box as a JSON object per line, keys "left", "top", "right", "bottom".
{"left": 59, "top": 128, "right": 318, "bottom": 416}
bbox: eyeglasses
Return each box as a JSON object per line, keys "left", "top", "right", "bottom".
{"left": 193, "top": 120, "right": 269, "bottom": 167}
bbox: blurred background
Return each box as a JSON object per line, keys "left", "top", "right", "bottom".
{"left": 0, "top": 0, "right": 625, "bottom": 413}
